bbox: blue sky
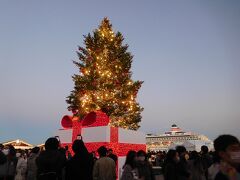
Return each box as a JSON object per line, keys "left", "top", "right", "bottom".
{"left": 0, "top": 0, "right": 239, "bottom": 145}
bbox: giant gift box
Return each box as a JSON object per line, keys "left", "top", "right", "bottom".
{"left": 56, "top": 111, "right": 146, "bottom": 175}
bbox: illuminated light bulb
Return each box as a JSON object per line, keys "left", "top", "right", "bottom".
{"left": 102, "top": 33, "right": 105, "bottom": 37}
{"left": 110, "top": 39, "right": 113, "bottom": 41}
{"left": 97, "top": 56, "right": 99, "bottom": 59}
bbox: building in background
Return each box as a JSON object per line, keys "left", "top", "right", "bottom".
{"left": 146, "top": 124, "right": 213, "bottom": 152}
{"left": 2, "top": 139, "right": 34, "bottom": 150}
{"left": 1, "top": 139, "right": 45, "bottom": 150}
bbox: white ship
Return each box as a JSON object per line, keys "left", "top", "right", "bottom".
{"left": 146, "top": 124, "right": 213, "bottom": 152}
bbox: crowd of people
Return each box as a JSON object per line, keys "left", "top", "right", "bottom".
{"left": 0, "top": 134, "right": 239, "bottom": 180}
{"left": 145, "top": 134, "right": 240, "bottom": 180}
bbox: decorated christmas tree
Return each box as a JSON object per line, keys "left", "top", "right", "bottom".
{"left": 66, "top": 18, "right": 143, "bottom": 130}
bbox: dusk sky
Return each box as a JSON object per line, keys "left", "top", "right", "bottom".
{"left": 0, "top": 1, "right": 239, "bottom": 145}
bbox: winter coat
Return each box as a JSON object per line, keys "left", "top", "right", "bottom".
{"left": 93, "top": 157, "right": 116, "bottom": 180}
{"left": 26, "top": 153, "right": 38, "bottom": 180}
{"left": 36, "top": 150, "right": 66, "bottom": 180}
{"left": 176, "top": 158, "right": 190, "bottom": 180}
{"left": 163, "top": 161, "right": 178, "bottom": 180}
{"left": 188, "top": 159, "right": 206, "bottom": 180}
{"left": 120, "top": 164, "right": 140, "bottom": 180}
{"left": 6, "top": 156, "right": 18, "bottom": 178}
{"left": 0, "top": 152, "right": 7, "bottom": 178}
{"left": 208, "top": 163, "right": 220, "bottom": 180}
{"left": 15, "top": 157, "right": 27, "bottom": 180}
{"left": 136, "top": 161, "right": 155, "bottom": 180}
{"left": 65, "top": 153, "right": 93, "bottom": 180}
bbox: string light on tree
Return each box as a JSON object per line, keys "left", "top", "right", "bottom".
{"left": 66, "top": 17, "right": 143, "bottom": 130}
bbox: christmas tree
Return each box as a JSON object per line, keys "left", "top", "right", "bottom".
{"left": 66, "top": 18, "right": 143, "bottom": 130}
